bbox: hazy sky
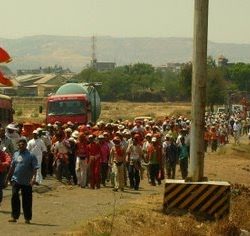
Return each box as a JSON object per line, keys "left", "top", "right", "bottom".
{"left": 0, "top": 0, "right": 249, "bottom": 44}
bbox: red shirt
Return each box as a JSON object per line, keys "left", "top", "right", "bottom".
{"left": 76, "top": 141, "right": 89, "bottom": 158}
{"left": 88, "top": 142, "right": 101, "bottom": 158}
{"left": 0, "top": 150, "right": 11, "bottom": 173}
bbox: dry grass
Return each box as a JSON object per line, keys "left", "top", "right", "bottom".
{"left": 100, "top": 102, "right": 191, "bottom": 121}
{"left": 63, "top": 193, "right": 206, "bottom": 236}
{"left": 61, "top": 184, "right": 250, "bottom": 236}
{"left": 13, "top": 98, "right": 191, "bottom": 123}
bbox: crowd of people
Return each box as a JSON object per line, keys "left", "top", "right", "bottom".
{"left": 0, "top": 112, "right": 250, "bottom": 223}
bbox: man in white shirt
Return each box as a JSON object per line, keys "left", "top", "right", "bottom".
{"left": 27, "top": 130, "right": 47, "bottom": 184}
{"left": 233, "top": 120, "right": 241, "bottom": 144}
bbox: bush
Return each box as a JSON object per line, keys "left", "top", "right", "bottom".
{"left": 15, "top": 109, "right": 23, "bottom": 116}
{"left": 30, "top": 112, "right": 39, "bottom": 118}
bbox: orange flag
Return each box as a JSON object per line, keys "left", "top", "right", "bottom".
{"left": 0, "top": 47, "right": 12, "bottom": 63}
{"left": 0, "top": 70, "right": 13, "bottom": 86}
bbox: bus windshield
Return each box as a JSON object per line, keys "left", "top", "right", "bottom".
{"left": 48, "top": 100, "right": 86, "bottom": 116}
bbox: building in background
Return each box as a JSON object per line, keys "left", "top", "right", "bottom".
{"left": 217, "top": 55, "right": 228, "bottom": 67}
{"left": 91, "top": 60, "right": 116, "bottom": 72}
{"left": 156, "top": 62, "right": 185, "bottom": 72}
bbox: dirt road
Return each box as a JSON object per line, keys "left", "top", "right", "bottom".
{"left": 0, "top": 177, "right": 164, "bottom": 236}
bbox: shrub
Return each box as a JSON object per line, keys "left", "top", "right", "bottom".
{"left": 30, "top": 112, "right": 39, "bottom": 118}
{"left": 15, "top": 109, "right": 23, "bottom": 116}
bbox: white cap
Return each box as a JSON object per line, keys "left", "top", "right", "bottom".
{"left": 71, "top": 130, "right": 79, "bottom": 138}
{"left": 65, "top": 128, "right": 72, "bottom": 133}
{"left": 68, "top": 137, "right": 75, "bottom": 142}
{"left": 6, "top": 123, "right": 18, "bottom": 131}
{"left": 118, "top": 125, "right": 125, "bottom": 130}
{"left": 151, "top": 137, "right": 157, "bottom": 142}
{"left": 165, "top": 134, "right": 171, "bottom": 138}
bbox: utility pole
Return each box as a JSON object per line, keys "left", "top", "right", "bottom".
{"left": 188, "top": 0, "right": 209, "bottom": 182}
{"left": 91, "top": 35, "right": 97, "bottom": 68}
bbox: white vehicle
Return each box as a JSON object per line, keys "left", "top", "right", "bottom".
{"left": 217, "top": 106, "right": 226, "bottom": 113}
{"left": 232, "top": 104, "right": 243, "bottom": 113}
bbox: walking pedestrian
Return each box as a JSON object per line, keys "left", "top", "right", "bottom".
{"left": 53, "top": 131, "right": 70, "bottom": 182}
{"left": 178, "top": 137, "right": 189, "bottom": 179}
{"left": 146, "top": 137, "right": 162, "bottom": 186}
{"left": 75, "top": 133, "right": 89, "bottom": 188}
{"left": 5, "top": 138, "right": 39, "bottom": 224}
{"left": 27, "top": 130, "right": 47, "bottom": 185}
{"left": 98, "top": 135, "right": 110, "bottom": 187}
{"left": 126, "top": 136, "right": 143, "bottom": 190}
{"left": 164, "top": 135, "right": 178, "bottom": 179}
{"left": 0, "top": 139, "right": 11, "bottom": 206}
{"left": 109, "top": 136, "right": 126, "bottom": 191}
{"left": 87, "top": 135, "right": 101, "bottom": 189}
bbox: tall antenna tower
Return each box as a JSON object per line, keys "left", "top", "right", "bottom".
{"left": 91, "top": 35, "right": 97, "bottom": 66}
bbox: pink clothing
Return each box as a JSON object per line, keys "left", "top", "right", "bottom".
{"left": 88, "top": 142, "right": 101, "bottom": 189}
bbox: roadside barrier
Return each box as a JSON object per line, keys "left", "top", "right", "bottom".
{"left": 163, "top": 180, "right": 231, "bottom": 219}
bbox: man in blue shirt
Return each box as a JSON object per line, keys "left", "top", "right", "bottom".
{"left": 5, "top": 138, "right": 39, "bottom": 224}
{"left": 178, "top": 136, "right": 189, "bottom": 179}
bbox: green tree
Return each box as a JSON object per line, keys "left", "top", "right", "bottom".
{"left": 179, "top": 62, "right": 192, "bottom": 100}
{"left": 206, "top": 68, "right": 227, "bottom": 111}
{"left": 129, "top": 63, "right": 155, "bottom": 75}
{"left": 227, "top": 63, "right": 250, "bottom": 92}
{"left": 73, "top": 63, "right": 179, "bottom": 102}
{"left": 207, "top": 56, "right": 216, "bottom": 68}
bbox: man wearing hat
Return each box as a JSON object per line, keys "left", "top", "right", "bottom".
{"left": 163, "top": 135, "right": 178, "bottom": 179}
{"left": 87, "top": 135, "right": 101, "bottom": 189}
{"left": 53, "top": 131, "right": 70, "bottom": 182}
{"left": 5, "top": 138, "right": 39, "bottom": 224}
{"left": 0, "top": 127, "right": 15, "bottom": 156}
{"left": 5, "top": 123, "right": 20, "bottom": 152}
{"left": 146, "top": 137, "right": 162, "bottom": 186}
{"left": 126, "top": 136, "right": 143, "bottom": 190}
{"left": 75, "top": 133, "right": 89, "bottom": 188}
{"left": 98, "top": 134, "right": 110, "bottom": 187}
{"left": 27, "top": 130, "right": 47, "bottom": 185}
{"left": 109, "top": 136, "right": 126, "bottom": 191}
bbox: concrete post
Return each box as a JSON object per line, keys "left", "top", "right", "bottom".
{"left": 188, "top": 0, "right": 209, "bottom": 181}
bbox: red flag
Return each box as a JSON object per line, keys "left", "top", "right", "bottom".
{"left": 0, "top": 47, "right": 12, "bottom": 63}
{"left": 0, "top": 70, "right": 13, "bottom": 86}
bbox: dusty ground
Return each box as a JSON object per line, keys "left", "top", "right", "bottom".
{"left": 0, "top": 176, "right": 164, "bottom": 235}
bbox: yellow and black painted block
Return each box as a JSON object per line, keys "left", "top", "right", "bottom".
{"left": 163, "top": 180, "right": 231, "bottom": 219}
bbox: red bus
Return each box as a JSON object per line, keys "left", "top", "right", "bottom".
{"left": 0, "top": 94, "right": 13, "bottom": 127}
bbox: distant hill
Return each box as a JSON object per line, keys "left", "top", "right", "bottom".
{"left": 1, "top": 35, "right": 250, "bottom": 72}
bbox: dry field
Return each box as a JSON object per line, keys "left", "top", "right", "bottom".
{"left": 100, "top": 102, "right": 191, "bottom": 121}
{"left": 13, "top": 98, "right": 191, "bottom": 123}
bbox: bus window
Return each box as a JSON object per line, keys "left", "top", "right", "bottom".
{"left": 0, "top": 94, "right": 13, "bottom": 126}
